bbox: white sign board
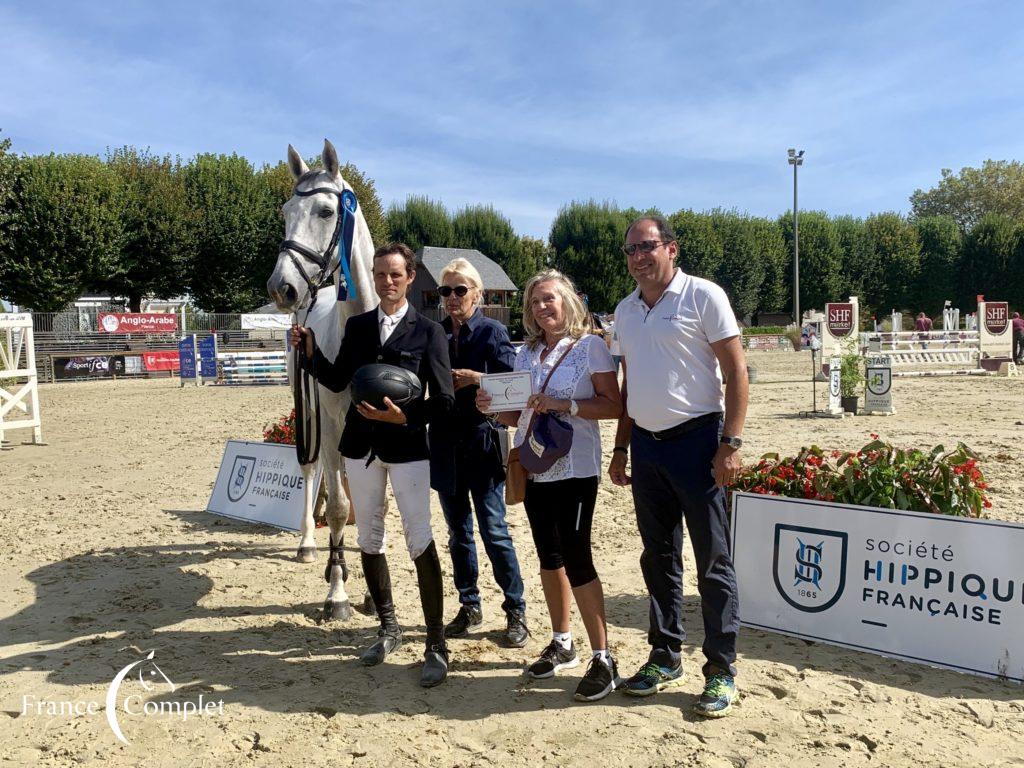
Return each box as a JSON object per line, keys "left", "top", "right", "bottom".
{"left": 864, "top": 356, "right": 894, "bottom": 414}
{"left": 827, "top": 357, "right": 842, "bottom": 415}
{"left": 732, "top": 492, "right": 1024, "bottom": 682}
{"left": 207, "top": 440, "right": 319, "bottom": 531}
{"left": 241, "top": 313, "right": 292, "bottom": 330}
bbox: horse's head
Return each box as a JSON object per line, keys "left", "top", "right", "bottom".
{"left": 267, "top": 139, "right": 350, "bottom": 312}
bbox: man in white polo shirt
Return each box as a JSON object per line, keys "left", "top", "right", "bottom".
{"left": 609, "top": 215, "right": 748, "bottom": 717}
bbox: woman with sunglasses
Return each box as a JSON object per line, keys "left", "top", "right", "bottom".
{"left": 477, "top": 269, "right": 623, "bottom": 702}
{"left": 434, "top": 258, "right": 530, "bottom": 648}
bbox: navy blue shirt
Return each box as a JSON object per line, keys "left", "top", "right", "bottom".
{"left": 442, "top": 310, "right": 516, "bottom": 438}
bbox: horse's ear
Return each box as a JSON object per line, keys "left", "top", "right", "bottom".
{"left": 287, "top": 144, "right": 309, "bottom": 180}
{"left": 322, "top": 139, "right": 340, "bottom": 179}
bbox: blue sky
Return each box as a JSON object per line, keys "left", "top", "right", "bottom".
{"left": 2, "top": 1, "right": 1023, "bottom": 238}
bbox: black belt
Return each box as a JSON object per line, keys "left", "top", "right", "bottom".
{"left": 633, "top": 412, "right": 722, "bottom": 441}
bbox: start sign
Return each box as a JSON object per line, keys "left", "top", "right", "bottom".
{"left": 864, "top": 356, "right": 894, "bottom": 415}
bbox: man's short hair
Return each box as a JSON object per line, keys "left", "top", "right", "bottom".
{"left": 373, "top": 242, "right": 417, "bottom": 276}
{"left": 626, "top": 214, "right": 677, "bottom": 244}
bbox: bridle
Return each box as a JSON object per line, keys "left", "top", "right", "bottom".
{"left": 278, "top": 184, "right": 348, "bottom": 315}
{"left": 279, "top": 181, "right": 360, "bottom": 467}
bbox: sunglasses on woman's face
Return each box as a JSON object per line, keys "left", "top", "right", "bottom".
{"left": 439, "top": 285, "right": 470, "bottom": 298}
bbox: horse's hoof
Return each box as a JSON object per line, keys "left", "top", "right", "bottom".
{"left": 296, "top": 546, "right": 317, "bottom": 563}
{"left": 323, "top": 600, "right": 352, "bottom": 622}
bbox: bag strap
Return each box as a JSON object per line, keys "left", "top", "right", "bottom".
{"left": 525, "top": 338, "right": 579, "bottom": 434}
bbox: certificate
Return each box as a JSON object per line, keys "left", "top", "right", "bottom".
{"left": 479, "top": 371, "right": 533, "bottom": 412}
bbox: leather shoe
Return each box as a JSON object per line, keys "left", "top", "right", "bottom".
{"left": 443, "top": 605, "right": 483, "bottom": 638}
{"left": 360, "top": 627, "right": 403, "bottom": 667}
{"left": 504, "top": 610, "right": 530, "bottom": 648}
{"left": 420, "top": 644, "right": 449, "bottom": 687}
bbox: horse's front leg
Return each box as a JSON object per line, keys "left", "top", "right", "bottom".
{"left": 321, "top": 409, "right": 352, "bottom": 621}
{"left": 295, "top": 461, "right": 318, "bottom": 563}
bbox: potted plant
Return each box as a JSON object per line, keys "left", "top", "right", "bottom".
{"left": 839, "top": 346, "right": 863, "bottom": 414}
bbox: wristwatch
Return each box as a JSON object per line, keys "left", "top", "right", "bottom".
{"left": 720, "top": 435, "right": 743, "bottom": 449}
{"left": 568, "top": 399, "right": 579, "bottom": 417}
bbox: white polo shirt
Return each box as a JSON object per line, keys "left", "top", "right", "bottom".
{"left": 613, "top": 269, "right": 739, "bottom": 432}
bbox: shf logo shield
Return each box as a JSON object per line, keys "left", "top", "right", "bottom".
{"left": 985, "top": 301, "right": 1009, "bottom": 335}
{"left": 773, "top": 524, "right": 848, "bottom": 612}
{"left": 826, "top": 302, "right": 854, "bottom": 337}
{"left": 227, "top": 456, "right": 256, "bottom": 502}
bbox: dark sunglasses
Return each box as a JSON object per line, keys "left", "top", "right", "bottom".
{"left": 439, "top": 285, "right": 470, "bottom": 298}
{"left": 622, "top": 240, "right": 672, "bottom": 256}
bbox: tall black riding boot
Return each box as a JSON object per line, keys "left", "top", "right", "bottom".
{"left": 360, "top": 551, "right": 403, "bottom": 667}
{"left": 413, "top": 541, "right": 449, "bottom": 687}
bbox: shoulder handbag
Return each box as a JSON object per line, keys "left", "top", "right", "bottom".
{"left": 505, "top": 340, "right": 578, "bottom": 505}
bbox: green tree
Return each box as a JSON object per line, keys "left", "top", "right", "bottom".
{"left": 668, "top": 209, "right": 722, "bottom": 280}
{"left": 750, "top": 217, "right": 789, "bottom": 316}
{"left": 451, "top": 204, "right": 520, "bottom": 274}
{"left": 831, "top": 215, "right": 877, "bottom": 312}
{"left": 708, "top": 210, "right": 764, "bottom": 321}
{"left": 104, "top": 147, "right": 194, "bottom": 311}
{"left": 385, "top": 195, "right": 453, "bottom": 253}
{"left": 182, "top": 153, "right": 277, "bottom": 312}
{"left": 511, "top": 235, "right": 548, "bottom": 287}
{"left": 0, "top": 153, "right": 123, "bottom": 311}
{"left": 549, "top": 200, "right": 632, "bottom": 312}
{"left": 959, "top": 213, "right": 1019, "bottom": 309}
{"left": 778, "top": 211, "right": 843, "bottom": 315}
{"left": 865, "top": 213, "right": 921, "bottom": 312}
{"left": 912, "top": 216, "right": 962, "bottom": 313}
{"left": 910, "top": 160, "right": 1024, "bottom": 231}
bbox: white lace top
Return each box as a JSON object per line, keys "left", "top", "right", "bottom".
{"left": 512, "top": 334, "right": 615, "bottom": 482}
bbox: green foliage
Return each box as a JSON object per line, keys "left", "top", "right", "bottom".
{"left": 385, "top": 195, "right": 453, "bottom": 253}
{"left": 709, "top": 210, "right": 765, "bottom": 320}
{"left": 668, "top": 209, "right": 722, "bottom": 279}
{"left": 910, "top": 160, "right": 1024, "bottom": 231}
{"left": 959, "top": 212, "right": 1019, "bottom": 309}
{"left": 912, "top": 216, "right": 961, "bottom": 312}
{"left": 777, "top": 210, "right": 843, "bottom": 314}
{"left": 742, "top": 325, "right": 788, "bottom": 335}
{"left": 865, "top": 212, "right": 921, "bottom": 312}
{"left": 452, "top": 204, "right": 520, "bottom": 275}
{"left": 839, "top": 344, "right": 864, "bottom": 398}
{"left": 749, "top": 217, "right": 789, "bottom": 314}
{"left": 832, "top": 215, "right": 876, "bottom": 310}
{"left": 104, "top": 148, "right": 194, "bottom": 310}
{"left": 0, "top": 153, "right": 123, "bottom": 311}
{"left": 733, "top": 439, "right": 990, "bottom": 517}
{"left": 182, "top": 153, "right": 277, "bottom": 312}
{"left": 549, "top": 200, "right": 632, "bottom": 312}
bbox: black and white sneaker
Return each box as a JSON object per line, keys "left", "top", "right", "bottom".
{"left": 527, "top": 640, "right": 579, "bottom": 679}
{"left": 574, "top": 655, "right": 619, "bottom": 702}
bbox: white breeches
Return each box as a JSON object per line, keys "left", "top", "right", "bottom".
{"left": 344, "top": 455, "right": 433, "bottom": 559}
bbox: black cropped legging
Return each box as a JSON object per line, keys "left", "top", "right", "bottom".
{"left": 523, "top": 476, "right": 599, "bottom": 588}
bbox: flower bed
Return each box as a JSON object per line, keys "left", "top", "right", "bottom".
{"left": 731, "top": 435, "right": 990, "bottom": 517}
{"left": 264, "top": 409, "right": 296, "bottom": 445}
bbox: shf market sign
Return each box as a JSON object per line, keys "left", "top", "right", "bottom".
{"left": 732, "top": 492, "right": 1024, "bottom": 682}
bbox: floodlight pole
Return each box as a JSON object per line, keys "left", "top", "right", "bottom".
{"left": 788, "top": 149, "right": 804, "bottom": 326}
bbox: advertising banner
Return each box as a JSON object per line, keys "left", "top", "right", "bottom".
{"left": 52, "top": 355, "right": 126, "bottom": 380}
{"left": 207, "top": 440, "right": 319, "bottom": 531}
{"left": 125, "top": 355, "right": 144, "bottom": 375}
{"left": 178, "top": 336, "right": 197, "bottom": 382}
{"left": 240, "top": 313, "right": 291, "bottom": 330}
{"left": 732, "top": 492, "right": 1024, "bottom": 681}
{"left": 198, "top": 334, "right": 218, "bottom": 379}
{"left": 142, "top": 350, "right": 180, "bottom": 372}
{"left": 98, "top": 312, "right": 178, "bottom": 334}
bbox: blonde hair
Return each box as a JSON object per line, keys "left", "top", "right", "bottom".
{"left": 522, "top": 269, "right": 591, "bottom": 348}
{"left": 439, "top": 257, "right": 483, "bottom": 306}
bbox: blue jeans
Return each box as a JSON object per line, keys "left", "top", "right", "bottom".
{"left": 439, "top": 474, "right": 526, "bottom": 614}
{"left": 631, "top": 416, "right": 739, "bottom": 677}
